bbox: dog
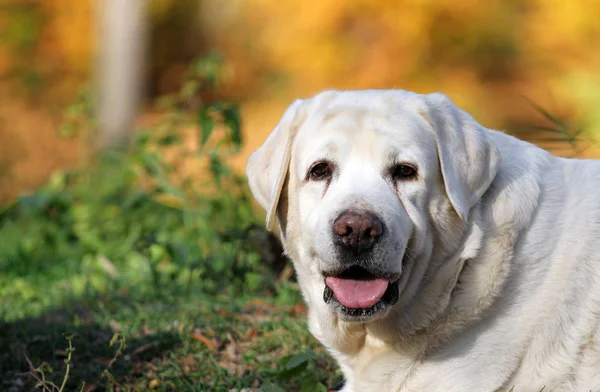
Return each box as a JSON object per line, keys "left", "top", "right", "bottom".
{"left": 246, "top": 89, "right": 600, "bottom": 391}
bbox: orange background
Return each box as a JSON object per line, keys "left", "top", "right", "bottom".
{"left": 1, "top": 0, "right": 599, "bottom": 202}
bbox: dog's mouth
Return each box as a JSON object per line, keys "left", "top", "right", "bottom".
{"left": 323, "top": 265, "right": 400, "bottom": 320}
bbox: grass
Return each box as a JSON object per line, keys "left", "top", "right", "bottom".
{"left": 1, "top": 290, "right": 341, "bottom": 391}
{"left": 0, "top": 56, "right": 341, "bottom": 391}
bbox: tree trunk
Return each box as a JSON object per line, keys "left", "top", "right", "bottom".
{"left": 95, "top": 0, "right": 148, "bottom": 149}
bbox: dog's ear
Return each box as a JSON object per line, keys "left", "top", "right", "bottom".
{"left": 246, "top": 99, "right": 306, "bottom": 231}
{"left": 420, "top": 93, "right": 500, "bottom": 221}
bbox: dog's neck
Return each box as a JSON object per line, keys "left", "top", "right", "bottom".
{"left": 365, "top": 203, "right": 487, "bottom": 345}
{"left": 279, "top": 152, "right": 544, "bottom": 389}
{"left": 329, "top": 158, "right": 544, "bottom": 388}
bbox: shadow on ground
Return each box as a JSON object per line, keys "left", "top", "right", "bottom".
{"left": 0, "top": 302, "right": 182, "bottom": 391}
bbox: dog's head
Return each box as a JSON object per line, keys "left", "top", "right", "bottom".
{"left": 247, "top": 90, "right": 499, "bottom": 323}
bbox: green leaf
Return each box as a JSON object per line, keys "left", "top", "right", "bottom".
{"left": 157, "top": 134, "right": 182, "bottom": 146}
{"left": 276, "top": 351, "right": 316, "bottom": 381}
{"left": 528, "top": 100, "right": 566, "bottom": 129}
{"left": 157, "top": 180, "right": 185, "bottom": 200}
{"left": 245, "top": 272, "right": 263, "bottom": 291}
{"left": 285, "top": 351, "right": 314, "bottom": 369}
{"left": 58, "top": 124, "right": 76, "bottom": 138}
{"left": 223, "top": 104, "right": 242, "bottom": 148}
{"left": 300, "top": 377, "right": 327, "bottom": 392}
{"left": 209, "top": 152, "right": 231, "bottom": 184}
{"left": 180, "top": 80, "right": 199, "bottom": 100}
{"left": 140, "top": 151, "right": 163, "bottom": 177}
{"left": 260, "top": 382, "right": 286, "bottom": 392}
{"left": 37, "top": 362, "right": 53, "bottom": 374}
{"left": 198, "top": 106, "right": 214, "bottom": 146}
{"left": 18, "top": 193, "right": 49, "bottom": 215}
{"left": 277, "top": 361, "right": 309, "bottom": 380}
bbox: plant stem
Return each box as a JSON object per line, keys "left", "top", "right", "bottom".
{"left": 58, "top": 336, "right": 74, "bottom": 392}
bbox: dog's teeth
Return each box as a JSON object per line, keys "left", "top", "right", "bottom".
{"left": 386, "top": 281, "right": 400, "bottom": 305}
{"left": 323, "top": 286, "right": 334, "bottom": 303}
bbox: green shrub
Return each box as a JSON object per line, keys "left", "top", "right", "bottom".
{"left": 0, "top": 55, "right": 275, "bottom": 321}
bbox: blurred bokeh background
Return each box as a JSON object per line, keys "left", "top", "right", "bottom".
{"left": 1, "top": 0, "right": 599, "bottom": 204}
{"left": 2, "top": 2, "right": 600, "bottom": 390}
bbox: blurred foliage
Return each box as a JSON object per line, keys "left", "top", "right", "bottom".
{"left": 0, "top": 0, "right": 92, "bottom": 99}
{"left": 1, "top": 0, "right": 599, "bottom": 126}
{"left": 200, "top": 0, "right": 600, "bottom": 125}
{"left": 561, "top": 72, "right": 600, "bottom": 145}
{"left": 0, "top": 55, "right": 268, "bottom": 320}
{"left": 0, "top": 54, "right": 333, "bottom": 391}
{"left": 0, "top": 0, "right": 599, "bottom": 205}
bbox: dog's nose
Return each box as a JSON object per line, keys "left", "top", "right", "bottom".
{"left": 333, "top": 210, "right": 384, "bottom": 254}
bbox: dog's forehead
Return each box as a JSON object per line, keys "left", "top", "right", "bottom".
{"left": 294, "top": 93, "right": 433, "bottom": 166}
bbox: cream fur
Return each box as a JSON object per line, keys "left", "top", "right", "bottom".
{"left": 246, "top": 89, "right": 600, "bottom": 392}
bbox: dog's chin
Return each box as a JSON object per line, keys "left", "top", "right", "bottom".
{"left": 322, "top": 265, "right": 400, "bottom": 323}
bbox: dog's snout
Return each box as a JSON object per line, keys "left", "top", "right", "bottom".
{"left": 333, "top": 210, "right": 384, "bottom": 254}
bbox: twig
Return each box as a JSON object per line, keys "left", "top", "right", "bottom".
{"left": 58, "top": 334, "right": 75, "bottom": 392}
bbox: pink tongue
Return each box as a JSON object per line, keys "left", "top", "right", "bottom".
{"left": 325, "top": 277, "right": 389, "bottom": 309}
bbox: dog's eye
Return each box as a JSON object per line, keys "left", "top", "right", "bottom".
{"left": 309, "top": 162, "right": 333, "bottom": 180}
{"left": 392, "top": 164, "right": 417, "bottom": 180}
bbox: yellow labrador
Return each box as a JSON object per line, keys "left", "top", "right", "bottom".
{"left": 246, "top": 90, "right": 600, "bottom": 391}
